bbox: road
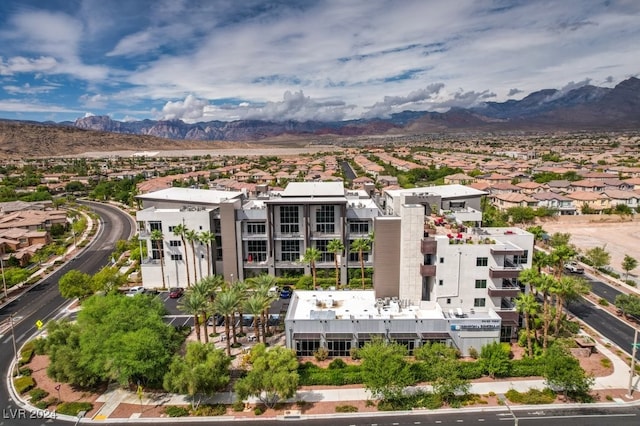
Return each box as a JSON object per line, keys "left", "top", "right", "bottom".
{"left": 0, "top": 201, "right": 134, "bottom": 426}
{"left": 565, "top": 272, "right": 640, "bottom": 361}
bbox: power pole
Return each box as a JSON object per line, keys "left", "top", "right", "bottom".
{"left": 627, "top": 328, "right": 639, "bottom": 398}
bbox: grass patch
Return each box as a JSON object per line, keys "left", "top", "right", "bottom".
{"left": 505, "top": 388, "right": 556, "bottom": 404}
{"left": 56, "top": 402, "right": 93, "bottom": 416}
{"left": 164, "top": 405, "right": 190, "bottom": 417}
{"left": 14, "top": 376, "right": 35, "bottom": 394}
{"left": 335, "top": 404, "right": 358, "bottom": 413}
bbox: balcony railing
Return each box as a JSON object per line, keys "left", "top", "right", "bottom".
{"left": 421, "top": 238, "right": 437, "bottom": 255}
{"left": 420, "top": 264, "right": 437, "bottom": 277}
{"left": 494, "top": 308, "right": 519, "bottom": 323}
{"left": 489, "top": 265, "right": 522, "bottom": 279}
{"left": 487, "top": 283, "right": 521, "bottom": 298}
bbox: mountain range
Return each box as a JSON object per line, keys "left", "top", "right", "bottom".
{"left": 70, "top": 77, "right": 640, "bottom": 140}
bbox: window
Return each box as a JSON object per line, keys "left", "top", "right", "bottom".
{"left": 439, "top": 280, "right": 444, "bottom": 286}
{"left": 327, "top": 340, "right": 351, "bottom": 357}
{"left": 315, "top": 240, "right": 334, "bottom": 262}
{"left": 281, "top": 240, "right": 300, "bottom": 261}
{"left": 476, "top": 257, "right": 488, "bottom": 266}
{"left": 315, "top": 205, "right": 335, "bottom": 233}
{"left": 246, "top": 222, "right": 266, "bottom": 234}
{"left": 474, "top": 298, "right": 486, "bottom": 307}
{"left": 475, "top": 279, "right": 487, "bottom": 289}
{"left": 169, "top": 240, "right": 181, "bottom": 247}
{"left": 439, "top": 257, "right": 445, "bottom": 264}
{"left": 349, "top": 221, "right": 369, "bottom": 234}
{"left": 149, "top": 221, "right": 162, "bottom": 232}
{"left": 295, "top": 339, "right": 320, "bottom": 357}
{"left": 348, "top": 240, "right": 370, "bottom": 262}
{"left": 247, "top": 240, "right": 267, "bottom": 262}
{"left": 280, "top": 206, "right": 300, "bottom": 233}
{"left": 168, "top": 225, "right": 175, "bottom": 232}
{"left": 215, "top": 236, "right": 222, "bottom": 260}
{"left": 514, "top": 250, "right": 529, "bottom": 264}
{"left": 170, "top": 254, "right": 182, "bottom": 261}
{"left": 446, "top": 298, "right": 451, "bottom": 304}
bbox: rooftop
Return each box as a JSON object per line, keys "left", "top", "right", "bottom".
{"left": 385, "top": 184, "right": 488, "bottom": 199}
{"left": 136, "top": 187, "right": 244, "bottom": 204}
{"left": 282, "top": 181, "right": 345, "bottom": 197}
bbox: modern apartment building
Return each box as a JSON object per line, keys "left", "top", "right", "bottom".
{"left": 136, "top": 181, "right": 533, "bottom": 356}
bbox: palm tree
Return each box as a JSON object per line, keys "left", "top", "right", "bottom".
{"left": 248, "top": 274, "right": 278, "bottom": 339}
{"left": 172, "top": 224, "right": 191, "bottom": 288}
{"left": 549, "top": 243, "right": 577, "bottom": 279}
{"left": 232, "top": 280, "right": 249, "bottom": 336}
{"left": 515, "top": 292, "right": 539, "bottom": 358}
{"left": 552, "top": 275, "right": 590, "bottom": 336}
{"left": 327, "top": 239, "right": 344, "bottom": 289}
{"left": 178, "top": 290, "right": 207, "bottom": 342}
{"left": 302, "top": 247, "right": 322, "bottom": 288}
{"left": 150, "top": 230, "right": 167, "bottom": 290}
{"left": 198, "top": 231, "right": 216, "bottom": 277}
{"left": 536, "top": 273, "right": 556, "bottom": 350}
{"left": 192, "top": 277, "right": 217, "bottom": 343}
{"left": 532, "top": 250, "right": 551, "bottom": 275}
{"left": 350, "top": 237, "right": 372, "bottom": 289}
{"left": 212, "top": 289, "right": 239, "bottom": 356}
{"left": 243, "top": 293, "right": 266, "bottom": 343}
{"left": 185, "top": 229, "right": 199, "bottom": 283}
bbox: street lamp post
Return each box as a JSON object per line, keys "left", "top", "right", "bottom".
{"left": 1, "top": 256, "right": 7, "bottom": 300}
{"left": 627, "top": 328, "right": 639, "bottom": 398}
{"left": 1, "top": 313, "right": 19, "bottom": 377}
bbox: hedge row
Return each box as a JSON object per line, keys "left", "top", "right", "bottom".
{"left": 56, "top": 402, "right": 93, "bottom": 416}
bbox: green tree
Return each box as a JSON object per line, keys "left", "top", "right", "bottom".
{"left": 507, "top": 206, "right": 536, "bottom": 224}
{"left": 150, "top": 230, "right": 167, "bottom": 290}
{"left": 621, "top": 254, "right": 638, "bottom": 281}
{"left": 551, "top": 276, "right": 590, "bottom": 336}
{"left": 234, "top": 344, "right": 299, "bottom": 408}
{"left": 163, "top": 342, "right": 231, "bottom": 409}
{"left": 431, "top": 360, "right": 471, "bottom": 403}
{"left": 584, "top": 245, "right": 611, "bottom": 272}
{"left": 543, "top": 344, "right": 594, "bottom": 400}
{"left": 192, "top": 277, "right": 217, "bottom": 342}
{"left": 302, "top": 247, "right": 322, "bottom": 288}
{"left": 185, "top": 229, "right": 200, "bottom": 283}
{"left": 172, "top": 224, "right": 191, "bottom": 287}
{"left": 1, "top": 266, "right": 30, "bottom": 290}
{"left": 327, "top": 239, "right": 345, "bottom": 289}
{"left": 198, "top": 231, "right": 216, "bottom": 277}
{"left": 91, "top": 266, "right": 126, "bottom": 294}
{"left": 58, "top": 270, "right": 94, "bottom": 299}
{"left": 179, "top": 290, "right": 207, "bottom": 342}
{"left": 212, "top": 288, "right": 239, "bottom": 356}
{"left": 247, "top": 274, "right": 279, "bottom": 339}
{"left": 615, "top": 293, "right": 640, "bottom": 317}
{"left": 350, "top": 237, "right": 372, "bottom": 289}
{"left": 243, "top": 293, "right": 267, "bottom": 343}
{"left": 480, "top": 342, "right": 511, "bottom": 378}
{"left": 359, "top": 338, "right": 413, "bottom": 401}
{"left": 515, "top": 292, "right": 539, "bottom": 357}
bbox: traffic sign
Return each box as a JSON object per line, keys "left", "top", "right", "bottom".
{"left": 35, "top": 320, "right": 43, "bottom": 329}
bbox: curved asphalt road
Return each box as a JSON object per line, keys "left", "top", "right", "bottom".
{"left": 0, "top": 201, "right": 134, "bottom": 426}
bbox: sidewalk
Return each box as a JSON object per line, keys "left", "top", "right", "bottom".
{"left": 89, "top": 330, "right": 639, "bottom": 421}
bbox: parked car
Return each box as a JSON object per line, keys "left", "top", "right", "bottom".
{"left": 144, "top": 288, "right": 159, "bottom": 295}
{"left": 280, "top": 285, "right": 293, "bottom": 299}
{"left": 207, "top": 313, "right": 225, "bottom": 326}
{"left": 125, "top": 286, "right": 145, "bottom": 297}
{"left": 564, "top": 262, "right": 585, "bottom": 274}
{"left": 169, "top": 287, "right": 184, "bottom": 298}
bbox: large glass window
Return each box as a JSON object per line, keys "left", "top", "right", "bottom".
{"left": 169, "top": 240, "right": 181, "bottom": 247}
{"left": 327, "top": 340, "right": 351, "bottom": 357}
{"left": 315, "top": 240, "right": 334, "bottom": 262}
{"left": 280, "top": 206, "right": 300, "bottom": 233}
{"left": 281, "top": 240, "right": 300, "bottom": 261}
{"left": 476, "top": 257, "right": 488, "bottom": 267}
{"left": 295, "top": 340, "right": 320, "bottom": 357}
{"left": 315, "top": 205, "right": 335, "bottom": 233}
{"left": 246, "top": 222, "right": 266, "bottom": 234}
{"left": 149, "top": 221, "right": 162, "bottom": 232}
{"left": 349, "top": 221, "right": 369, "bottom": 234}
{"left": 246, "top": 240, "right": 267, "bottom": 262}
{"left": 514, "top": 250, "right": 529, "bottom": 264}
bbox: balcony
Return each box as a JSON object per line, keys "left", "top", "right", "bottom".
{"left": 242, "top": 233, "right": 268, "bottom": 240}
{"left": 489, "top": 265, "right": 522, "bottom": 279}
{"left": 420, "top": 264, "right": 436, "bottom": 277}
{"left": 487, "top": 283, "right": 521, "bottom": 298}
{"left": 421, "top": 238, "right": 437, "bottom": 255}
{"left": 490, "top": 245, "right": 525, "bottom": 255}
{"left": 494, "top": 309, "right": 519, "bottom": 324}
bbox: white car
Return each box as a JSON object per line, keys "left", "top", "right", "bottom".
{"left": 125, "top": 286, "right": 146, "bottom": 297}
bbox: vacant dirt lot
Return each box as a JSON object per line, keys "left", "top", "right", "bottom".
{"left": 537, "top": 215, "right": 640, "bottom": 280}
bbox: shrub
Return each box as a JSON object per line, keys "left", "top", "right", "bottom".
{"left": 32, "top": 338, "right": 47, "bottom": 355}
{"left": 456, "top": 361, "right": 485, "bottom": 379}
{"left": 254, "top": 407, "right": 263, "bottom": 416}
{"left": 193, "top": 404, "right": 226, "bottom": 416}
{"left": 29, "top": 388, "right": 49, "bottom": 402}
{"left": 335, "top": 404, "right": 358, "bottom": 413}
{"left": 598, "top": 298, "right": 609, "bottom": 306}
{"left": 600, "top": 358, "right": 612, "bottom": 368}
{"left": 468, "top": 347, "right": 479, "bottom": 359}
{"left": 19, "top": 342, "right": 35, "bottom": 366}
{"left": 313, "top": 347, "right": 329, "bottom": 361}
{"left": 328, "top": 358, "right": 347, "bottom": 369}
{"left": 14, "top": 376, "right": 35, "bottom": 394}
{"left": 34, "top": 400, "right": 50, "bottom": 409}
{"left": 18, "top": 367, "right": 33, "bottom": 376}
{"left": 56, "top": 402, "right": 93, "bottom": 416}
{"left": 164, "top": 405, "right": 190, "bottom": 417}
{"left": 505, "top": 388, "right": 555, "bottom": 404}
{"left": 232, "top": 401, "right": 245, "bottom": 412}
{"left": 509, "top": 358, "right": 545, "bottom": 377}
{"left": 349, "top": 347, "right": 361, "bottom": 360}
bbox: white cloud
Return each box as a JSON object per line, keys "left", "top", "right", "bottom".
{"left": 0, "top": 56, "right": 58, "bottom": 75}
{"left": 159, "top": 94, "right": 210, "bottom": 121}
{"left": 3, "top": 82, "right": 58, "bottom": 95}
{"left": 364, "top": 83, "right": 445, "bottom": 118}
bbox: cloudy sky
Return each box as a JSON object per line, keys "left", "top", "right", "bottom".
{"left": 0, "top": 0, "right": 638, "bottom": 123}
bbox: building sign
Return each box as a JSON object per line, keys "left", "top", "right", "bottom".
{"left": 450, "top": 319, "right": 501, "bottom": 331}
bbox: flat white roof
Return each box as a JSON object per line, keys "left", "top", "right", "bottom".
{"left": 282, "top": 182, "right": 344, "bottom": 197}
{"left": 288, "top": 290, "right": 445, "bottom": 321}
{"left": 385, "top": 184, "right": 488, "bottom": 198}
{"left": 137, "top": 187, "right": 243, "bottom": 204}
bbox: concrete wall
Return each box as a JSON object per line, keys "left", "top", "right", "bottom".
{"left": 373, "top": 216, "right": 401, "bottom": 298}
